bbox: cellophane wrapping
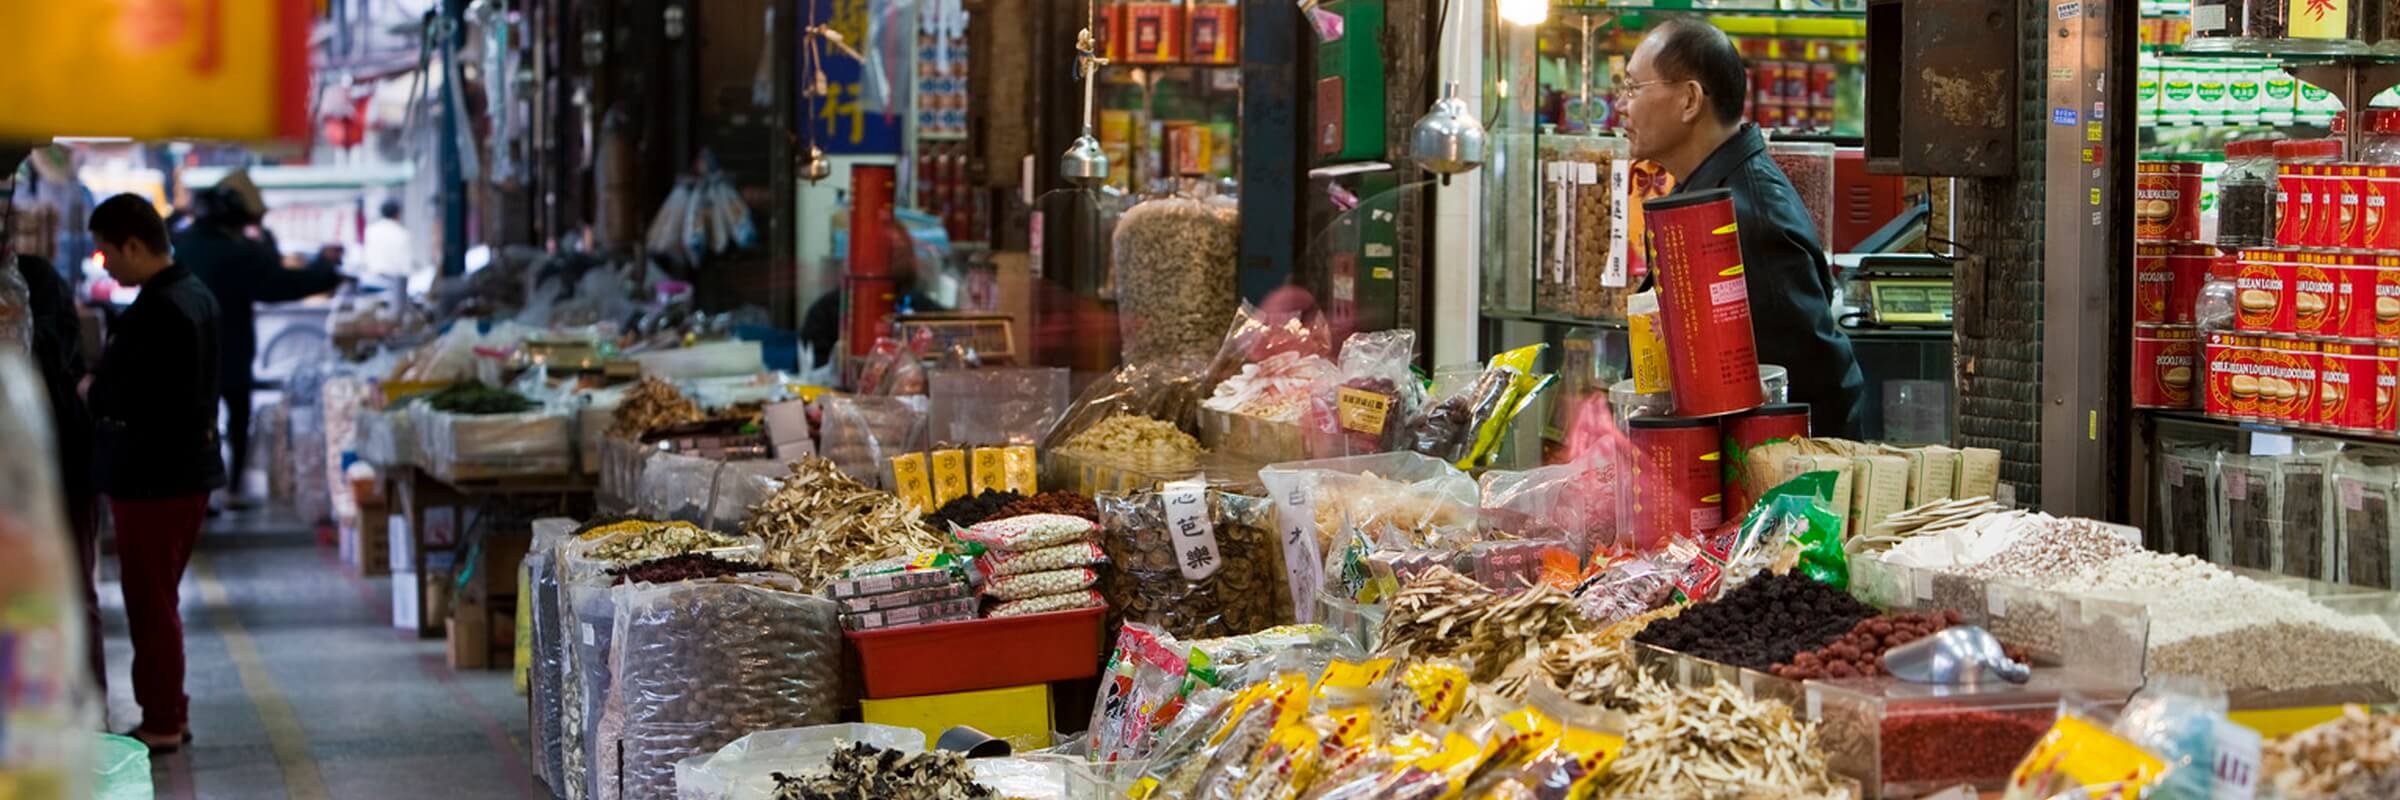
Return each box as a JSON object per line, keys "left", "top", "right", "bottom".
{"left": 599, "top": 575, "right": 844, "bottom": 800}
{"left": 527, "top": 518, "right": 578, "bottom": 794}
{"left": 419, "top": 408, "right": 573, "bottom": 481}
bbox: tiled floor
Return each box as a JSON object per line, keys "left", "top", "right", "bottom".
{"left": 100, "top": 510, "right": 547, "bottom": 800}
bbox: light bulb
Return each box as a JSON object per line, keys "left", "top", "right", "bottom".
{"left": 1498, "top": 0, "right": 1548, "bottom": 26}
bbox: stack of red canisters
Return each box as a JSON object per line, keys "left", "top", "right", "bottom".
{"left": 2199, "top": 248, "right": 2400, "bottom": 435}
{"left": 2132, "top": 159, "right": 2218, "bottom": 411}
{"left": 1623, "top": 190, "right": 1810, "bottom": 548}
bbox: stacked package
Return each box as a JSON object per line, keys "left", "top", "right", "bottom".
{"left": 829, "top": 555, "right": 979, "bottom": 631}
{"left": 961, "top": 513, "right": 1109, "bottom": 617}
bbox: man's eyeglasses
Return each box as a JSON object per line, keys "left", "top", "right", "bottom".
{"left": 1614, "top": 78, "right": 1688, "bottom": 103}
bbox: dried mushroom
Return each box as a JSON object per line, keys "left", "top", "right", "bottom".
{"left": 1096, "top": 488, "right": 1290, "bottom": 639}
{"left": 741, "top": 457, "right": 950, "bottom": 592}
{"left": 770, "top": 743, "right": 997, "bottom": 800}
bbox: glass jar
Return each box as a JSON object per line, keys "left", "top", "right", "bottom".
{"left": 2219, "top": 138, "right": 2279, "bottom": 248}
{"left": 1766, "top": 140, "right": 1836, "bottom": 250}
{"left": 2363, "top": 108, "right": 2400, "bottom": 162}
{"left": 1535, "top": 135, "right": 1633, "bottom": 320}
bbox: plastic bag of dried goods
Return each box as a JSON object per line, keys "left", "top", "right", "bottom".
{"left": 815, "top": 394, "right": 928, "bottom": 490}
{"left": 1098, "top": 484, "right": 1294, "bottom": 639}
{"left": 927, "top": 367, "right": 1072, "bottom": 448}
{"left": 602, "top": 574, "right": 842, "bottom": 800}
{"left": 1301, "top": 330, "right": 1429, "bottom": 458}
{"left": 1258, "top": 452, "right": 1479, "bottom": 618}
{"left": 527, "top": 518, "right": 579, "bottom": 793}
{"left": 672, "top": 723, "right": 925, "bottom": 800}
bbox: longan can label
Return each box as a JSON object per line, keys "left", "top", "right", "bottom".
{"left": 2136, "top": 160, "right": 2202, "bottom": 242}
{"left": 2134, "top": 324, "right": 2198, "bottom": 410}
{"left": 2205, "top": 332, "right": 2260, "bottom": 419}
{"left": 2318, "top": 341, "right": 2374, "bottom": 431}
{"left": 2293, "top": 252, "right": 2342, "bottom": 336}
{"left": 2233, "top": 253, "right": 2295, "bottom": 334}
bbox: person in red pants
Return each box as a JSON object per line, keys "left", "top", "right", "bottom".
{"left": 86, "top": 194, "right": 226, "bottom": 752}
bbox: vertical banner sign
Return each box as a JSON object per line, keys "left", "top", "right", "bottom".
{"left": 0, "top": 0, "right": 314, "bottom": 142}
{"left": 1276, "top": 482, "right": 1323, "bottom": 623}
{"left": 1162, "top": 479, "right": 1221, "bottom": 581}
{"left": 805, "top": 0, "right": 904, "bottom": 155}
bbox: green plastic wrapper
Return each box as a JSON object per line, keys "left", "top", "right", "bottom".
{"left": 1749, "top": 471, "right": 1849, "bottom": 589}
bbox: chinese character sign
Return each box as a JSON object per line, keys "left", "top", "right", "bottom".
{"left": 804, "top": 0, "right": 903, "bottom": 154}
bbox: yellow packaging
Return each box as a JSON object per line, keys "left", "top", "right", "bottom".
{"left": 1003, "top": 445, "right": 1039, "bottom": 494}
{"left": 890, "top": 453, "right": 935, "bottom": 514}
{"left": 861, "top": 684, "right": 1054, "bottom": 752}
{"left": 2003, "top": 714, "right": 2169, "bottom": 800}
{"left": 971, "top": 447, "right": 1008, "bottom": 495}
{"left": 1396, "top": 662, "right": 1471, "bottom": 727}
{"left": 930, "top": 449, "right": 970, "bottom": 508}
{"left": 1628, "top": 291, "right": 1673, "bottom": 395}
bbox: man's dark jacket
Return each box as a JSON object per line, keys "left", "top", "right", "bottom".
{"left": 172, "top": 224, "right": 341, "bottom": 384}
{"left": 87, "top": 264, "right": 227, "bottom": 498}
{"left": 16, "top": 255, "right": 92, "bottom": 498}
{"left": 1670, "top": 123, "right": 1868, "bottom": 437}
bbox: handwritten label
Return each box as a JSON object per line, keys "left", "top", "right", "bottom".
{"left": 2343, "top": 478, "right": 2366, "bottom": 511}
{"left": 1336, "top": 387, "right": 1394, "bottom": 435}
{"left": 1164, "top": 479, "right": 1222, "bottom": 581}
{"left": 1605, "top": 158, "right": 1633, "bottom": 288}
{"left": 1276, "top": 482, "right": 1325, "bottom": 623}
{"left": 2212, "top": 719, "right": 2262, "bottom": 800}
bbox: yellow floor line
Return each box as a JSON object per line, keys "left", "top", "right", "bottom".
{"left": 194, "top": 553, "right": 332, "bottom": 800}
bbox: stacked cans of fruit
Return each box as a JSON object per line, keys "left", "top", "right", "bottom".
{"left": 2134, "top": 159, "right": 2215, "bottom": 412}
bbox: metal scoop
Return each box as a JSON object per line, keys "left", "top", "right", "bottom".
{"left": 1881, "top": 625, "right": 2032, "bottom": 685}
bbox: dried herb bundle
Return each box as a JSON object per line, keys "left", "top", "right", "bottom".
{"left": 1374, "top": 567, "right": 1588, "bottom": 682}
{"left": 741, "top": 457, "right": 949, "bottom": 591}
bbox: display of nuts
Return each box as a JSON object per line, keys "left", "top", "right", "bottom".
{"left": 2233, "top": 375, "right": 2261, "bottom": 398}
{"left": 2241, "top": 289, "right": 2279, "bottom": 312}
{"left": 2164, "top": 366, "right": 2193, "bottom": 387}
{"left": 1113, "top": 197, "right": 1240, "bottom": 364}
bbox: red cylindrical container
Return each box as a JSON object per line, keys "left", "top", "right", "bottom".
{"left": 1719, "top": 403, "right": 1811, "bottom": 521}
{"left": 1627, "top": 416, "right": 1724, "bottom": 551}
{"left": 845, "top": 164, "right": 897, "bottom": 359}
{"left": 2136, "top": 160, "right": 2203, "bottom": 242}
{"left": 1644, "top": 189, "right": 1765, "bottom": 417}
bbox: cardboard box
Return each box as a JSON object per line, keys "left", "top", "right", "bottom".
{"left": 352, "top": 506, "right": 392, "bottom": 577}
{"left": 861, "top": 684, "right": 1055, "bottom": 752}
{"left": 470, "top": 530, "right": 532, "bottom": 603}
{"left": 448, "top": 598, "right": 491, "bottom": 669}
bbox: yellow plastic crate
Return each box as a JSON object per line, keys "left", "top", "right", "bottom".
{"left": 860, "top": 684, "right": 1054, "bottom": 752}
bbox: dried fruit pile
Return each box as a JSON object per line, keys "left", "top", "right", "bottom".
{"left": 1633, "top": 572, "right": 1879, "bottom": 672}
{"left": 609, "top": 376, "right": 703, "bottom": 438}
{"left": 740, "top": 457, "right": 948, "bottom": 592}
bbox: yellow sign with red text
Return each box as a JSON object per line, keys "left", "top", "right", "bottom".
{"left": 0, "top": 0, "right": 313, "bottom": 142}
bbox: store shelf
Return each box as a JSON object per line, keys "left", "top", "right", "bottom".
{"left": 1486, "top": 309, "right": 1630, "bottom": 330}
{"left": 2147, "top": 408, "right": 2400, "bottom": 450}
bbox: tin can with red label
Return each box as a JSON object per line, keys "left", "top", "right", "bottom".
{"left": 2234, "top": 250, "right": 2295, "bottom": 333}
{"left": 1627, "top": 416, "right": 1724, "bottom": 551}
{"left": 2379, "top": 345, "right": 2400, "bottom": 433}
{"left": 1644, "top": 189, "right": 1765, "bottom": 417}
{"left": 1186, "top": 4, "right": 1238, "bottom": 64}
{"left": 1719, "top": 403, "right": 1810, "bottom": 520}
{"left": 2206, "top": 332, "right": 2261, "bottom": 420}
{"left": 2257, "top": 336, "right": 2321, "bottom": 424}
{"left": 2279, "top": 164, "right": 2310, "bottom": 247}
{"left": 2375, "top": 255, "right": 2400, "bottom": 340}
{"left": 2134, "top": 325, "right": 2199, "bottom": 409}
{"left": 2340, "top": 164, "right": 2372, "bottom": 249}
{"left": 2318, "top": 340, "right": 2376, "bottom": 431}
{"left": 1122, "top": 2, "right": 1183, "bottom": 63}
{"left": 2293, "top": 252, "right": 2346, "bottom": 336}
{"left": 2315, "top": 164, "right": 2346, "bottom": 248}
{"left": 2138, "top": 160, "right": 2203, "bottom": 241}
{"left": 2137, "top": 243, "right": 2211, "bottom": 324}
{"left": 2333, "top": 253, "right": 2379, "bottom": 338}
{"left": 2371, "top": 166, "right": 2400, "bottom": 250}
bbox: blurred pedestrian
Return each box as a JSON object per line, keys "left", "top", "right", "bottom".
{"left": 87, "top": 193, "right": 222, "bottom": 751}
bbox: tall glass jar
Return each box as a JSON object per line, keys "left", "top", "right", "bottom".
{"left": 2219, "top": 138, "right": 2279, "bottom": 248}
{"left": 1536, "top": 135, "right": 1633, "bottom": 320}
{"left": 1766, "top": 140, "right": 1836, "bottom": 250}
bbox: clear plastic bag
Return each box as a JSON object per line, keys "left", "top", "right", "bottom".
{"left": 603, "top": 575, "right": 843, "bottom": 800}
{"left": 527, "top": 518, "right": 580, "bottom": 793}
{"left": 637, "top": 452, "right": 724, "bottom": 524}
{"left": 0, "top": 350, "right": 97, "bottom": 797}
{"left": 1302, "top": 330, "right": 1428, "bottom": 458}
{"left": 926, "top": 367, "right": 1072, "bottom": 447}
{"left": 1042, "top": 360, "right": 1212, "bottom": 452}
{"left": 672, "top": 723, "right": 926, "bottom": 800}
{"left": 1097, "top": 489, "right": 1294, "bottom": 639}
{"left": 1201, "top": 301, "right": 1336, "bottom": 390}
{"left": 704, "top": 461, "right": 785, "bottom": 533}
{"left": 1479, "top": 458, "right": 1619, "bottom": 561}
{"left": 814, "top": 395, "right": 928, "bottom": 489}
{"left": 1258, "top": 453, "right": 1480, "bottom": 611}
{"left": 420, "top": 408, "right": 574, "bottom": 480}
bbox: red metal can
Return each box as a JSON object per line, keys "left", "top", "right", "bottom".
{"left": 2318, "top": 340, "right": 2375, "bottom": 431}
{"left": 2292, "top": 251, "right": 2346, "bottom": 336}
{"left": 1719, "top": 403, "right": 1811, "bottom": 521}
{"left": 2133, "top": 324, "right": 2199, "bottom": 409}
{"left": 1643, "top": 189, "right": 1765, "bottom": 417}
{"left": 2204, "top": 332, "right": 2260, "bottom": 420}
{"left": 2137, "top": 160, "right": 2203, "bottom": 242}
{"left": 2136, "top": 242, "right": 2210, "bottom": 325}
{"left": 2234, "top": 249, "right": 2295, "bottom": 334}
{"left": 1627, "top": 415, "right": 1724, "bottom": 551}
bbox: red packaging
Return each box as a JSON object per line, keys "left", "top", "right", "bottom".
{"left": 2339, "top": 164, "right": 2372, "bottom": 249}
{"left": 2137, "top": 160, "right": 2203, "bottom": 242}
{"left": 2257, "top": 336, "right": 2321, "bottom": 424}
{"left": 1123, "top": 2, "right": 1182, "bottom": 63}
{"left": 2292, "top": 251, "right": 2347, "bottom": 336}
{"left": 1099, "top": 2, "right": 1126, "bottom": 61}
{"left": 1187, "top": 4, "right": 1238, "bottom": 64}
{"left": 2318, "top": 340, "right": 2376, "bottom": 430}
{"left": 2314, "top": 164, "right": 2345, "bottom": 248}
{"left": 2234, "top": 249, "right": 2295, "bottom": 334}
{"left": 2133, "top": 324, "right": 2199, "bottom": 409}
{"left": 1719, "top": 403, "right": 1811, "bottom": 520}
{"left": 2336, "top": 254, "right": 2381, "bottom": 338}
{"left": 2371, "top": 166, "right": 2400, "bottom": 251}
{"left": 2205, "top": 332, "right": 2261, "bottom": 419}
{"left": 2136, "top": 242, "right": 2210, "bottom": 324}
{"left": 2377, "top": 255, "right": 2400, "bottom": 339}
{"left": 2380, "top": 346, "right": 2400, "bottom": 433}
{"left": 1628, "top": 416, "right": 1725, "bottom": 549}
{"left": 2279, "top": 163, "right": 2312, "bottom": 248}
{"left": 1644, "top": 189, "right": 1766, "bottom": 417}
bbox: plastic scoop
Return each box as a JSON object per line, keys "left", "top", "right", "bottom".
{"left": 1881, "top": 625, "right": 2031, "bottom": 685}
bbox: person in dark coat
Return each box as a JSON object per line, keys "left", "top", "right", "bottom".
{"left": 88, "top": 193, "right": 224, "bottom": 752}
{"left": 1617, "top": 17, "right": 1868, "bottom": 437}
{"left": 174, "top": 173, "right": 341, "bottom": 501}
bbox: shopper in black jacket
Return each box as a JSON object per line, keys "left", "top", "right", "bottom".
{"left": 1617, "top": 17, "right": 1869, "bottom": 437}
{"left": 176, "top": 175, "right": 341, "bottom": 501}
{"left": 88, "top": 193, "right": 222, "bottom": 752}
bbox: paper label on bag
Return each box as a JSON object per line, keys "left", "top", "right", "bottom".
{"left": 971, "top": 447, "right": 1008, "bottom": 495}
{"left": 1913, "top": 568, "right": 1935, "bottom": 602}
{"left": 1276, "top": 482, "right": 1325, "bottom": 623}
{"left": 1336, "top": 387, "right": 1394, "bottom": 435}
{"left": 1606, "top": 158, "right": 1633, "bottom": 287}
{"left": 1164, "top": 479, "right": 1222, "bottom": 580}
{"left": 1987, "top": 584, "right": 2009, "bottom": 617}
{"left": 2212, "top": 719, "right": 2261, "bottom": 800}
{"left": 1553, "top": 167, "right": 1573, "bottom": 280}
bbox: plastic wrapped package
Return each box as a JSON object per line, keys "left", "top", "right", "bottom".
{"left": 1114, "top": 196, "right": 1241, "bottom": 364}
{"left": 2336, "top": 457, "right": 2399, "bottom": 589}
{"left": 1480, "top": 459, "right": 1618, "bottom": 564}
{"left": 629, "top": 340, "right": 767, "bottom": 379}
{"left": 601, "top": 575, "right": 843, "bottom": 800}
{"left": 815, "top": 395, "right": 928, "bottom": 489}
{"left": 637, "top": 452, "right": 726, "bottom": 524}
{"left": 1042, "top": 360, "right": 1212, "bottom": 454}
{"left": 1258, "top": 452, "right": 1480, "bottom": 610}
{"left": 598, "top": 435, "right": 656, "bottom": 513}
{"left": 1098, "top": 488, "right": 1295, "bottom": 639}
{"left": 355, "top": 406, "right": 417, "bottom": 469}
{"left": 527, "top": 518, "right": 579, "bottom": 794}
{"left": 2278, "top": 455, "right": 2335, "bottom": 581}
{"left": 1301, "top": 330, "right": 1429, "bottom": 458}
{"left": 672, "top": 723, "right": 925, "bottom": 800}
{"left": 0, "top": 350, "right": 97, "bottom": 797}
{"left": 1535, "top": 135, "right": 1634, "bottom": 320}
{"left": 704, "top": 461, "right": 785, "bottom": 532}
{"left": 289, "top": 403, "right": 332, "bottom": 524}
{"left": 2153, "top": 448, "right": 2215, "bottom": 558}
{"left": 419, "top": 408, "right": 574, "bottom": 481}
{"left": 926, "top": 367, "right": 1071, "bottom": 447}
{"left": 2213, "top": 453, "right": 2279, "bottom": 571}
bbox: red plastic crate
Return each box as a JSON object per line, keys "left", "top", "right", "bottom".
{"left": 847, "top": 606, "right": 1108, "bottom": 699}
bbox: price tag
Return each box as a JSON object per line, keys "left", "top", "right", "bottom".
{"left": 581, "top": 622, "right": 596, "bottom": 647}
{"left": 1277, "top": 483, "right": 1325, "bottom": 623}
{"left": 1605, "top": 159, "right": 1633, "bottom": 288}
{"left": 2212, "top": 719, "right": 2262, "bottom": 800}
{"left": 1163, "top": 479, "right": 1222, "bottom": 581}
{"left": 1913, "top": 568, "right": 1935, "bottom": 602}
{"left": 1336, "top": 387, "right": 1394, "bottom": 435}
